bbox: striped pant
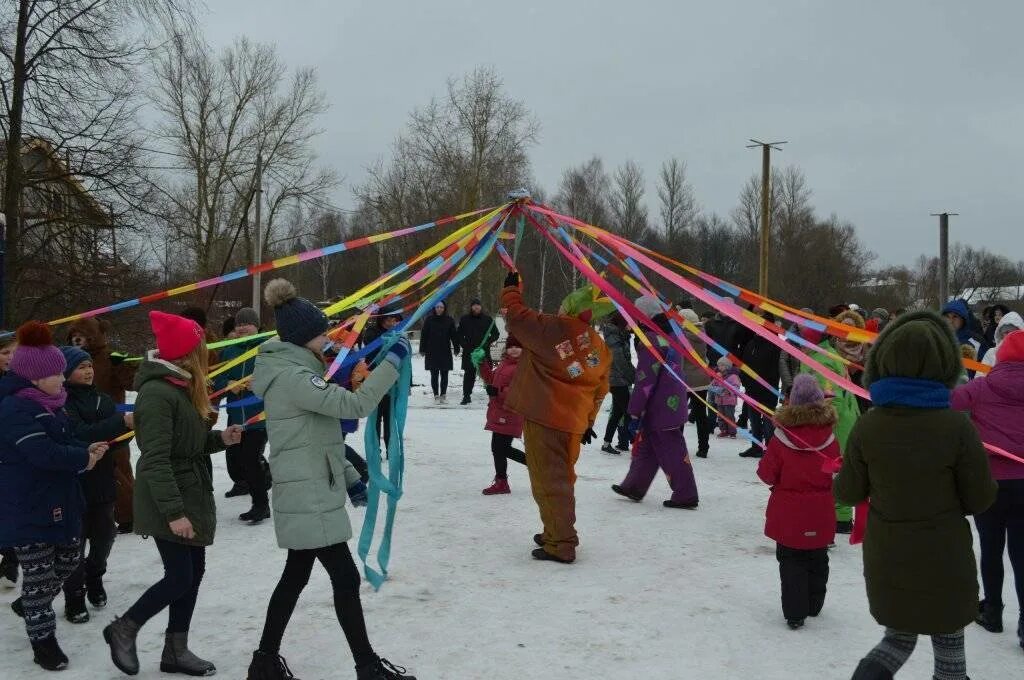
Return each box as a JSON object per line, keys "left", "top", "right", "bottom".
{"left": 14, "top": 541, "right": 81, "bottom": 641}
{"left": 866, "top": 628, "right": 966, "bottom": 679}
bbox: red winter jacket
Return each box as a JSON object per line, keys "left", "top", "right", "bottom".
{"left": 757, "top": 402, "right": 841, "bottom": 550}
{"left": 480, "top": 353, "right": 525, "bottom": 438}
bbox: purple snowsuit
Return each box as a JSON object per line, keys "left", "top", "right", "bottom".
{"left": 618, "top": 340, "right": 699, "bottom": 504}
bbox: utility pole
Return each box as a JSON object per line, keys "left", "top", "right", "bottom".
{"left": 746, "top": 139, "right": 787, "bottom": 295}
{"left": 931, "top": 212, "right": 958, "bottom": 306}
{"left": 251, "top": 153, "right": 263, "bottom": 322}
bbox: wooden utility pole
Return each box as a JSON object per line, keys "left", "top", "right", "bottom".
{"left": 251, "top": 153, "right": 264, "bottom": 322}
{"left": 931, "top": 212, "right": 958, "bottom": 306}
{"left": 746, "top": 139, "right": 787, "bottom": 295}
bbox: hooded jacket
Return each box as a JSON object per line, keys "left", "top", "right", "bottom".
{"left": 628, "top": 338, "right": 688, "bottom": 431}
{"left": 480, "top": 352, "right": 525, "bottom": 437}
{"left": 757, "top": 402, "right": 841, "bottom": 550}
{"left": 600, "top": 322, "right": 635, "bottom": 388}
{"left": 951, "top": 359, "right": 1024, "bottom": 480}
{"left": 251, "top": 339, "right": 398, "bottom": 550}
{"left": 457, "top": 309, "right": 499, "bottom": 371}
{"left": 941, "top": 299, "right": 989, "bottom": 360}
{"left": 132, "top": 358, "right": 227, "bottom": 547}
{"left": 980, "top": 311, "right": 1024, "bottom": 367}
{"left": 834, "top": 310, "right": 997, "bottom": 634}
{"left": 420, "top": 310, "right": 459, "bottom": 372}
{"left": 0, "top": 372, "right": 89, "bottom": 547}
{"left": 64, "top": 381, "right": 129, "bottom": 504}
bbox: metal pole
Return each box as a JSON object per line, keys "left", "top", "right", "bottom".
{"left": 759, "top": 146, "right": 771, "bottom": 296}
{"left": 931, "top": 211, "right": 957, "bottom": 307}
{"left": 251, "top": 153, "right": 263, "bottom": 322}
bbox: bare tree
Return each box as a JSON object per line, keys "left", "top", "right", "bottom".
{"left": 609, "top": 160, "right": 649, "bottom": 244}
{"left": 149, "top": 30, "right": 335, "bottom": 275}
{"left": 657, "top": 158, "right": 698, "bottom": 245}
{"left": 1, "top": 0, "right": 193, "bottom": 324}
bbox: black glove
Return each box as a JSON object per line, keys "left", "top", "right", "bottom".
{"left": 504, "top": 271, "right": 520, "bottom": 288}
{"left": 581, "top": 427, "right": 597, "bottom": 446}
{"left": 485, "top": 385, "right": 498, "bottom": 397}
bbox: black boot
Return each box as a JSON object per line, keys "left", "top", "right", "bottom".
{"left": 787, "top": 618, "right": 805, "bottom": 630}
{"left": 64, "top": 591, "right": 90, "bottom": 623}
{"left": 460, "top": 396, "right": 471, "bottom": 405}
{"left": 161, "top": 631, "right": 216, "bottom": 676}
{"left": 117, "top": 521, "right": 133, "bottom": 535}
{"left": 225, "top": 481, "right": 250, "bottom": 498}
{"left": 836, "top": 520, "right": 853, "bottom": 535}
{"left": 103, "top": 615, "right": 141, "bottom": 675}
{"left": 975, "top": 599, "right": 1003, "bottom": 633}
{"left": 738, "top": 446, "right": 763, "bottom": 458}
{"left": 87, "top": 577, "right": 108, "bottom": 608}
{"left": 11, "top": 597, "right": 24, "bottom": 618}
{"left": 1017, "top": 614, "right": 1023, "bottom": 649}
{"left": 31, "top": 635, "right": 69, "bottom": 671}
{"left": 532, "top": 548, "right": 574, "bottom": 564}
{"left": 850, "top": 658, "right": 893, "bottom": 680}
{"left": 611, "top": 484, "right": 643, "bottom": 502}
{"left": 0, "top": 552, "right": 18, "bottom": 588}
{"left": 247, "top": 650, "right": 299, "bottom": 679}
{"left": 533, "top": 534, "right": 544, "bottom": 547}
{"left": 356, "top": 658, "right": 416, "bottom": 680}
{"left": 695, "top": 444, "right": 709, "bottom": 458}
{"left": 240, "top": 505, "right": 271, "bottom": 524}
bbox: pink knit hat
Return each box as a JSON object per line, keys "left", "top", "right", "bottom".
{"left": 150, "top": 311, "right": 204, "bottom": 361}
{"left": 9, "top": 321, "right": 66, "bottom": 381}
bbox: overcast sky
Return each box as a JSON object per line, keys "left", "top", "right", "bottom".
{"left": 199, "top": 0, "right": 1023, "bottom": 267}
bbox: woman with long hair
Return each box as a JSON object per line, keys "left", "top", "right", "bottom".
{"left": 103, "top": 311, "right": 242, "bottom": 677}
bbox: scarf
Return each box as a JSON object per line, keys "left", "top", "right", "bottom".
{"left": 16, "top": 385, "right": 68, "bottom": 412}
{"left": 868, "top": 377, "right": 950, "bottom": 409}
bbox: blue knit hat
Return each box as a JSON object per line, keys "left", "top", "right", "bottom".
{"left": 264, "top": 278, "right": 328, "bottom": 347}
{"left": 60, "top": 345, "right": 92, "bottom": 378}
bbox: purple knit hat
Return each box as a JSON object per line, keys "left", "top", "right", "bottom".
{"left": 789, "top": 373, "right": 825, "bottom": 406}
{"left": 10, "top": 321, "right": 66, "bottom": 381}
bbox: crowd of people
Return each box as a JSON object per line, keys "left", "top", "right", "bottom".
{"left": 1, "top": 279, "right": 1022, "bottom": 679}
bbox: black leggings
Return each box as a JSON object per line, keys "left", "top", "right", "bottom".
{"left": 259, "top": 543, "right": 376, "bottom": 666}
{"left": 975, "top": 478, "right": 1024, "bottom": 610}
{"left": 491, "top": 433, "right": 526, "bottom": 479}
{"left": 429, "top": 369, "right": 449, "bottom": 396}
{"left": 125, "top": 539, "right": 205, "bottom": 633}
{"left": 603, "top": 386, "right": 631, "bottom": 444}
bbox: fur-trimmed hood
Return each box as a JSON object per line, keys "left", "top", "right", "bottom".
{"left": 774, "top": 402, "right": 837, "bottom": 428}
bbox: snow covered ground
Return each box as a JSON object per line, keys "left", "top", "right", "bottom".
{"left": 2, "top": 363, "right": 1021, "bottom": 679}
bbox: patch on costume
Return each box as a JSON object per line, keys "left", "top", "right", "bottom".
{"left": 53, "top": 507, "right": 63, "bottom": 523}
{"left": 576, "top": 332, "right": 591, "bottom": 350}
{"left": 585, "top": 351, "right": 601, "bottom": 368}
{"left": 567, "top": 361, "right": 583, "bottom": 379}
{"left": 636, "top": 370, "right": 645, "bottom": 382}
{"left": 310, "top": 375, "right": 328, "bottom": 390}
{"left": 555, "top": 340, "right": 574, "bottom": 360}
{"left": 667, "top": 395, "right": 681, "bottom": 411}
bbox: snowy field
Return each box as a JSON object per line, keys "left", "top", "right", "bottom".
{"left": 1, "top": 363, "right": 1021, "bottom": 679}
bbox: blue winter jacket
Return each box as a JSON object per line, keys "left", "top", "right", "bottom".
{"left": 0, "top": 373, "right": 90, "bottom": 547}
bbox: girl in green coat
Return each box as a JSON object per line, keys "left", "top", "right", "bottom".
{"left": 104, "top": 311, "right": 243, "bottom": 677}
{"left": 246, "top": 279, "right": 416, "bottom": 680}
{"left": 834, "top": 311, "right": 997, "bottom": 680}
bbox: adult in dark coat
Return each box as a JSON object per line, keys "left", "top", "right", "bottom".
{"left": 419, "top": 301, "right": 459, "bottom": 401}
{"left": 737, "top": 313, "right": 781, "bottom": 459}
{"left": 456, "top": 298, "right": 499, "bottom": 405}
{"left": 835, "top": 311, "right": 997, "bottom": 680}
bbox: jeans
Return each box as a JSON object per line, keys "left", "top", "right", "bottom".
{"left": 258, "top": 542, "right": 376, "bottom": 666}
{"left": 63, "top": 502, "right": 116, "bottom": 595}
{"left": 125, "top": 539, "right": 205, "bottom": 633}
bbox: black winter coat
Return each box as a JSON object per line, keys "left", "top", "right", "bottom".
{"left": 64, "top": 382, "right": 130, "bottom": 505}
{"left": 740, "top": 335, "right": 782, "bottom": 405}
{"left": 706, "top": 317, "right": 743, "bottom": 362}
{"left": 457, "top": 312, "right": 499, "bottom": 370}
{"left": 420, "top": 313, "right": 459, "bottom": 371}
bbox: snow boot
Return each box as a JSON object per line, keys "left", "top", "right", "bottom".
{"left": 664, "top": 499, "right": 698, "bottom": 510}
{"left": 695, "top": 445, "right": 709, "bottom": 458}
{"left": 460, "top": 396, "right": 471, "bottom": 405}
{"left": 1018, "top": 615, "right": 1024, "bottom": 649}
{"left": 87, "top": 578, "right": 108, "bottom": 608}
{"left": 615, "top": 441, "right": 630, "bottom": 452}
{"left": 240, "top": 505, "right": 271, "bottom": 524}
{"left": 225, "top": 482, "right": 250, "bottom": 498}
{"left": 611, "top": 484, "right": 643, "bottom": 502}
{"left": 12, "top": 596, "right": 25, "bottom": 618}
{"left": 356, "top": 657, "right": 416, "bottom": 680}
{"left": 532, "top": 548, "right": 574, "bottom": 564}
{"left": 65, "top": 591, "right": 90, "bottom": 623}
{"left": 850, "top": 658, "right": 892, "bottom": 680}
{"left": 103, "top": 615, "right": 141, "bottom": 675}
{"left": 482, "top": 478, "right": 510, "bottom": 495}
{"left": 247, "top": 650, "right": 299, "bottom": 679}
{"left": 975, "top": 599, "right": 1003, "bottom": 633}
{"left": 439, "top": 394, "right": 447, "bottom": 404}
{"left": 0, "top": 553, "right": 18, "bottom": 588}
{"left": 836, "top": 520, "right": 853, "bottom": 535}
{"left": 600, "top": 442, "right": 620, "bottom": 455}
{"left": 117, "top": 521, "right": 133, "bottom": 535}
{"left": 533, "top": 534, "right": 545, "bottom": 547}
{"left": 738, "top": 446, "right": 763, "bottom": 458}
{"left": 160, "top": 631, "right": 216, "bottom": 676}
{"left": 787, "top": 619, "right": 805, "bottom": 630}
{"left": 31, "top": 635, "right": 69, "bottom": 671}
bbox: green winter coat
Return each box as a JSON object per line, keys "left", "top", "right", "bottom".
{"left": 133, "top": 359, "right": 227, "bottom": 547}
{"left": 800, "top": 339, "right": 860, "bottom": 452}
{"left": 251, "top": 340, "right": 399, "bottom": 550}
{"left": 833, "top": 310, "right": 997, "bottom": 634}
